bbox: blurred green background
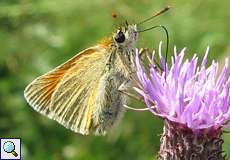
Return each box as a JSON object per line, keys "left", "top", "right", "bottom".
{"left": 0, "top": 0, "right": 229, "bottom": 159}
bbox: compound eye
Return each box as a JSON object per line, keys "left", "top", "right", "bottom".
{"left": 115, "top": 31, "right": 125, "bottom": 43}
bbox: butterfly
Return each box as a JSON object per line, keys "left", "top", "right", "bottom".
{"left": 24, "top": 7, "right": 170, "bottom": 135}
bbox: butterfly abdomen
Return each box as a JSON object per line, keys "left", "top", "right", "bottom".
{"left": 92, "top": 71, "right": 127, "bottom": 135}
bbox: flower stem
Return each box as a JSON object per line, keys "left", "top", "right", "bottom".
{"left": 158, "top": 120, "right": 225, "bottom": 160}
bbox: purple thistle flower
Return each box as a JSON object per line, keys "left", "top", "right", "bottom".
{"left": 135, "top": 42, "right": 230, "bottom": 159}
{"left": 135, "top": 42, "right": 230, "bottom": 132}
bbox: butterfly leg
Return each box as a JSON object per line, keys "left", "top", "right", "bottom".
{"left": 139, "top": 47, "right": 163, "bottom": 72}
{"left": 118, "top": 80, "right": 156, "bottom": 111}
{"left": 118, "top": 80, "right": 143, "bottom": 102}
{"left": 118, "top": 79, "right": 158, "bottom": 112}
{"left": 139, "top": 47, "right": 149, "bottom": 60}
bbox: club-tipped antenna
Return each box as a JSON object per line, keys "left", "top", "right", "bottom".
{"left": 138, "top": 6, "right": 170, "bottom": 25}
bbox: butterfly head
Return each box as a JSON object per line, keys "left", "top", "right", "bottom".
{"left": 113, "top": 24, "right": 138, "bottom": 49}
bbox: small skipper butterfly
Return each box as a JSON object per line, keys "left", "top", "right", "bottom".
{"left": 24, "top": 7, "right": 170, "bottom": 135}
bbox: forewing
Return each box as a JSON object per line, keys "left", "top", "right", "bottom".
{"left": 24, "top": 46, "right": 109, "bottom": 135}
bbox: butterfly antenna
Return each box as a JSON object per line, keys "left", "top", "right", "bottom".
{"left": 138, "top": 6, "right": 170, "bottom": 25}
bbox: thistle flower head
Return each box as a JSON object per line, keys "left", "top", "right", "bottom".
{"left": 135, "top": 42, "right": 230, "bottom": 132}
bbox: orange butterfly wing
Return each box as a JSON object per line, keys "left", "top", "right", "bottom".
{"left": 24, "top": 44, "right": 111, "bottom": 135}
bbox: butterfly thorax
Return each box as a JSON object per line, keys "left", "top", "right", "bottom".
{"left": 109, "top": 24, "right": 139, "bottom": 77}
